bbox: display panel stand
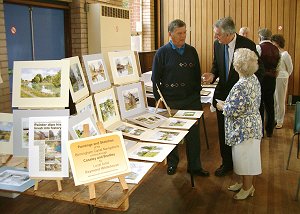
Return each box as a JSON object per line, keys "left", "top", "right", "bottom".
{"left": 155, "top": 84, "right": 172, "bottom": 116}
{"left": 1, "top": 155, "right": 13, "bottom": 165}
{"left": 83, "top": 123, "right": 128, "bottom": 200}
{"left": 33, "top": 178, "right": 63, "bottom": 192}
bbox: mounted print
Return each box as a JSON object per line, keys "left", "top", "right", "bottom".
{"left": 82, "top": 53, "right": 111, "bottom": 93}
{"left": 128, "top": 112, "right": 167, "bottom": 129}
{"left": 12, "top": 60, "right": 70, "bottom": 108}
{"left": 13, "top": 109, "right": 70, "bottom": 157}
{"left": 159, "top": 118, "right": 197, "bottom": 130}
{"left": 75, "top": 96, "right": 97, "bottom": 121}
{"left": 63, "top": 56, "right": 89, "bottom": 104}
{"left": 28, "top": 116, "right": 69, "bottom": 178}
{"left": 173, "top": 110, "right": 204, "bottom": 119}
{"left": 0, "top": 113, "right": 13, "bottom": 154}
{"left": 116, "top": 82, "right": 147, "bottom": 119}
{"left": 127, "top": 142, "right": 176, "bottom": 162}
{"left": 140, "top": 128, "right": 188, "bottom": 145}
{"left": 106, "top": 121, "right": 150, "bottom": 140}
{"left": 94, "top": 88, "right": 120, "bottom": 128}
{"left": 108, "top": 50, "right": 140, "bottom": 85}
{"left": 69, "top": 110, "right": 100, "bottom": 139}
{"left": 0, "top": 167, "right": 35, "bottom": 192}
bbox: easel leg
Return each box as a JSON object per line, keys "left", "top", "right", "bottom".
{"left": 201, "top": 115, "right": 209, "bottom": 149}
{"left": 88, "top": 184, "right": 96, "bottom": 199}
{"left": 56, "top": 180, "right": 62, "bottom": 191}
{"left": 34, "top": 180, "right": 39, "bottom": 191}
{"left": 1, "top": 155, "right": 12, "bottom": 165}
{"left": 88, "top": 205, "right": 97, "bottom": 214}
{"left": 118, "top": 176, "right": 128, "bottom": 190}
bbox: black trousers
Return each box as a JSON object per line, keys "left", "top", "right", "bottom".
{"left": 216, "top": 109, "right": 233, "bottom": 168}
{"left": 262, "top": 76, "right": 276, "bottom": 135}
{"left": 167, "top": 100, "right": 202, "bottom": 171}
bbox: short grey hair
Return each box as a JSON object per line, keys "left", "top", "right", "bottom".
{"left": 239, "top": 27, "right": 249, "bottom": 35}
{"left": 233, "top": 48, "right": 258, "bottom": 77}
{"left": 214, "top": 17, "right": 236, "bottom": 35}
{"left": 168, "top": 19, "right": 186, "bottom": 33}
{"left": 258, "top": 28, "right": 272, "bottom": 40}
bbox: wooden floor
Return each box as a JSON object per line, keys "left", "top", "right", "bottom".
{"left": 1, "top": 105, "right": 300, "bottom": 214}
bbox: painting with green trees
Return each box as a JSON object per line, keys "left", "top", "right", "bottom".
{"left": 99, "top": 96, "right": 117, "bottom": 122}
{"left": 0, "top": 121, "right": 13, "bottom": 143}
{"left": 20, "top": 68, "right": 61, "bottom": 98}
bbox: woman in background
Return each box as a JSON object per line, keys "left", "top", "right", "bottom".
{"left": 271, "top": 34, "right": 293, "bottom": 129}
{"left": 217, "top": 48, "right": 262, "bottom": 200}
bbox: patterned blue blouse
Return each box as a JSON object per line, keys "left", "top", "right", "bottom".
{"left": 223, "top": 75, "right": 262, "bottom": 146}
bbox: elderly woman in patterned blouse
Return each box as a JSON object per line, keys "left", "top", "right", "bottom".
{"left": 216, "top": 48, "right": 262, "bottom": 200}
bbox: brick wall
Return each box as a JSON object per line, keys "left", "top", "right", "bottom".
{"left": 142, "top": 0, "right": 155, "bottom": 51}
{"left": 130, "top": 0, "right": 141, "bottom": 32}
{"left": 0, "top": 0, "right": 10, "bottom": 113}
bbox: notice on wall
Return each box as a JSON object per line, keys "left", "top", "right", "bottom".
{"left": 67, "top": 131, "right": 131, "bottom": 186}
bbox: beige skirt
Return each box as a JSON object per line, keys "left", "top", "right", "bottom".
{"left": 232, "top": 138, "right": 262, "bottom": 175}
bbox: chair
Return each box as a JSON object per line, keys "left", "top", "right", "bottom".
{"left": 286, "top": 101, "right": 300, "bottom": 170}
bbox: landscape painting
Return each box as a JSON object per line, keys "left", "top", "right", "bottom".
{"left": 87, "top": 59, "right": 107, "bottom": 84}
{"left": 0, "top": 121, "right": 13, "bottom": 143}
{"left": 122, "top": 88, "right": 140, "bottom": 111}
{"left": 159, "top": 118, "right": 196, "bottom": 130}
{"left": 173, "top": 110, "right": 204, "bottom": 119}
{"left": 21, "top": 118, "right": 29, "bottom": 148}
{"left": 70, "top": 63, "right": 85, "bottom": 93}
{"left": 20, "top": 67, "right": 61, "bottom": 98}
{"left": 98, "top": 95, "right": 117, "bottom": 122}
{"left": 107, "top": 121, "right": 149, "bottom": 140}
{"left": 113, "top": 56, "right": 133, "bottom": 77}
{"left": 44, "top": 140, "right": 62, "bottom": 171}
{"left": 72, "top": 118, "right": 98, "bottom": 138}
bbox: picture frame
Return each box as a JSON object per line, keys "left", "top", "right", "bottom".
{"left": 140, "top": 128, "right": 188, "bottom": 145}
{"left": 63, "top": 56, "right": 89, "bottom": 104}
{"left": 93, "top": 88, "right": 120, "bottom": 128}
{"left": 0, "top": 113, "right": 13, "bottom": 155}
{"left": 116, "top": 82, "right": 147, "bottom": 119}
{"left": 159, "top": 118, "right": 197, "bottom": 130}
{"left": 82, "top": 53, "right": 111, "bottom": 93}
{"left": 13, "top": 109, "right": 70, "bottom": 157}
{"left": 173, "top": 110, "right": 204, "bottom": 119}
{"left": 127, "top": 142, "right": 176, "bottom": 162}
{"left": 12, "top": 60, "right": 70, "bottom": 108}
{"left": 0, "top": 166, "right": 35, "bottom": 192}
{"left": 69, "top": 110, "right": 100, "bottom": 140}
{"left": 108, "top": 50, "right": 140, "bottom": 85}
{"left": 109, "top": 161, "right": 154, "bottom": 184}
{"left": 106, "top": 121, "right": 150, "bottom": 140}
{"left": 75, "top": 96, "right": 97, "bottom": 121}
{"left": 128, "top": 112, "right": 167, "bottom": 129}
{"left": 28, "top": 116, "right": 69, "bottom": 178}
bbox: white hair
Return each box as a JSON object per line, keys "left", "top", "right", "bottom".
{"left": 233, "top": 48, "right": 258, "bottom": 77}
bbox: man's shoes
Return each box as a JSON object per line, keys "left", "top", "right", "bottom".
{"left": 266, "top": 132, "right": 273, "bottom": 137}
{"left": 214, "top": 165, "right": 233, "bottom": 177}
{"left": 187, "top": 168, "right": 210, "bottom": 177}
{"left": 275, "top": 124, "right": 282, "bottom": 129}
{"left": 167, "top": 166, "right": 177, "bottom": 175}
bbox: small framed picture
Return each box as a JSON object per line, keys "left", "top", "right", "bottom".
{"left": 116, "top": 82, "right": 146, "bottom": 119}
{"left": 108, "top": 50, "right": 140, "bottom": 85}
{"left": 128, "top": 112, "right": 167, "bottom": 129}
{"left": 93, "top": 88, "right": 120, "bottom": 128}
{"left": 0, "top": 113, "right": 13, "bottom": 155}
{"left": 106, "top": 121, "right": 150, "bottom": 140}
{"left": 63, "top": 56, "right": 89, "bottom": 104}
{"left": 140, "top": 128, "right": 188, "bottom": 145}
{"left": 12, "top": 60, "right": 70, "bottom": 108}
{"left": 75, "top": 96, "right": 97, "bottom": 121}
{"left": 127, "top": 142, "right": 176, "bottom": 162}
{"left": 82, "top": 53, "right": 111, "bottom": 93}
{"left": 159, "top": 118, "right": 197, "bottom": 130}
{"left": 69, "top": 110, "right": 100, "bottom": 139}
{"left": 173, "top": 110, "right": 204, "bottom": 119}
{"left": 13, "top": 109, "right": 70, "bottom": 157}
{"left": 28, "top": 116, "right": 69, "bottom": 178}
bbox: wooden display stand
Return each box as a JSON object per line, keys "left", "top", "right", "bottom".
{"left": 155, "top": 84, "right": 172, "bottom": 116}
{"left": 33, "top": 178, "right": 62, "bottom": 192}
{"left": 82, "top": 122, "right": 128, "bottom": 200}
{"left": 1, "top": 154, "right": 13, "bottom": 165}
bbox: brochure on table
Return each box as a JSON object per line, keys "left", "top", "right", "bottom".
{"left": 67, "top": 132, "right": 131, "bottom": 186}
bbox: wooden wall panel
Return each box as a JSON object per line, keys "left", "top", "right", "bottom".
{"left": 161, "top": 0, "right": 300, "bottom": 96}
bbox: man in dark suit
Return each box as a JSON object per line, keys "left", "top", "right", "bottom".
{"left": 202, "top": 17, "right": 264, "bottom": 176}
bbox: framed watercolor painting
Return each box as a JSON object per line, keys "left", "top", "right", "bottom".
{"left": 159, "top": 118, "right": 197, "bottom": 130}
{"left": 28, "top": 116, "right": 69, "bottom": 178}
{"left": 0, "top": 167, "right": 35, "bottom": 192}
{"left": 127, "top": 142, "right": 176, "bottom": 162}
{"left": 108, "top": 50, "right": 140, "bottom": 85}
{"left": 173, "top": 110, "right": 204, "bottom": 119}
{"left": 109, "top": 161, "right": 154, "bottom": 184}
{"left": 63, "top": 56, "right": 89, "bottom": 104}
{"left": 106, "top": 121, "right": 151, "bottom": 140}
{"left": 75, "top": 96, "right": 97, "bottom": 121}
{"left": 82, "top": 53, "right": 111, "bottom": 93}
{"left": 0, "top": 113, "right": 13, "bottom": 155}
{"left": 69, "top": 110, "right": 100, "bottom": 140}
{"left": 128, "top": 112, "right": 167, "bottom": 129}
{"left": 116, "top": 82, "right": 147, "bottom": 119}
{"left": 12, "top": 60, "right": 70, "bottom": 108}
{"left": 140, "top": 128, "right": 188, "bottom": 145}
{"left": 13, "top": 109, "right": 70, "bottom": 157}
{"left": 93, "top": 88, "right": 120, "bottom": 128}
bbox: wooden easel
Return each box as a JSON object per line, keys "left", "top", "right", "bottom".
{"left": 33, "top": 177, "right": 63, "bottom": 191}
{"left": 82, "top": 122, "right": 128, "bottom": 200}
{"left": 1, "top": 154, "right": 13, "bottom": 165}
{"left": 155, "top": 84, "right": 172, "bottom": 116}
